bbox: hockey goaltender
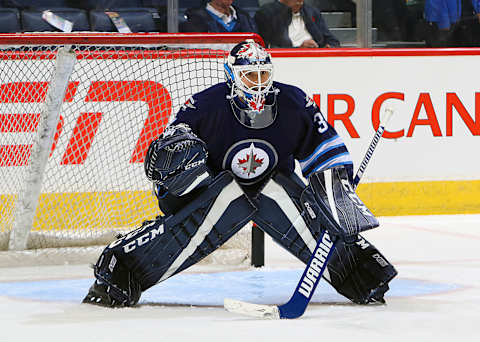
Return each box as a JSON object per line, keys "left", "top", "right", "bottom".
{"left": 82, "top": 40, "right": 397, "bottom": 308}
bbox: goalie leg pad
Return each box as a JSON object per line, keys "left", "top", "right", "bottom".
{"left": 251, "top": 171, "right": 397, "bottom": 304}
{"left": 84, "top": 171, "right": 256, "bottom": 306}
{"left": 305, "top": 167, "right": 379, "bottom": 243}
{"left": 83, "top": 243, "right": 142, "bottom": 307}
{"left": 137, "top": 172, "right": 256, "bottom": 288}
{"left": 327, "top": 236, "right": 398, "bottom": 304}
{"left": 252, "top": 172, "right": 323, "bottom": 263}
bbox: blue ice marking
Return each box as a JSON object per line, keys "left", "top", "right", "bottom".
{"left": 0, "top": 269, "right": 461, "bottom": 305}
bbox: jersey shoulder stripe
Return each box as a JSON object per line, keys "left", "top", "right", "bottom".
{"left": 302, "top": 147, "right": 353, "bottom": 177}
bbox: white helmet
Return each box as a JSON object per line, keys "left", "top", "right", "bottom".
{"left": 224, "top": 40, "right": 274, "bottom": 114}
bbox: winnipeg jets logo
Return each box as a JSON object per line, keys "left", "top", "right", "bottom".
{"left": 180, "top": 96, "right": 196, "bottom": 111}
{"left": 248, "top": 98, "right": 265, "bottom": 112}
{"left": 237, "top": 44, "right": 254, "bottom": 59}
{"left": 237, "top": 143, "right": 264, "bottom": 176}
{"left": 223, "top": 139, "right": 278, "bottom": 184}
{"left": 305, "top": 95, "right": 316, "bottom": 108}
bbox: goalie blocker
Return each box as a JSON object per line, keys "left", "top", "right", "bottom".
{"left": 83, "top": 129, "right": 396, "bottom": 306}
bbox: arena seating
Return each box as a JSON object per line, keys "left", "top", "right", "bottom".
{"left": 21, "top": 8, "right": 90, "bottom": 32}
{"left": 0, "top": 7, "right": 21, "bottom": 32}
{"left": 0, "top": 0, "right": 418, "bottom": 47}
{"left": 0, "top": 0, "right": 166, "bottom": 32}
{"left": 90, "top": 8, "right": 159, "bottom": 32}
{"left": 0, "top": 0, "right": 354, "bottom": 41}
{"left": 2, "top": 0, "right": 78, "bottom": 9}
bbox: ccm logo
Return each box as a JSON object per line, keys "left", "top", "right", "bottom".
{"left": 185, "top": 158, "right": 206, "bottom": 170}
{"left": 0, "top": 81, "right": 172, "bottom": 167}
{"left": 372, "top": 253, "right": 389, "bottom": 267}
{"left": 107, "top": 220, "right": 165, "bottom": 254}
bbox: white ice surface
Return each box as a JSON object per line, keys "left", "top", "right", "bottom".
{"left": 1, "top": 215, "right": 479, "bottom": 342}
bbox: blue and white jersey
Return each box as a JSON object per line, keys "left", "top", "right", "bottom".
{"left": 171, "top": 81, "right": 353, "bottom": 188}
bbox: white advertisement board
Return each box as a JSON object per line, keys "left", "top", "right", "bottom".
{"left": 1, "top": 47, "right": 479, "bottom": 215}
{"left": 271, "top": 51, "right": 480, "bottom": 182}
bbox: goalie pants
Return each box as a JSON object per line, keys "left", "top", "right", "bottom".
{"left": 96, "top": 171, "right": 396, "bottom": 305}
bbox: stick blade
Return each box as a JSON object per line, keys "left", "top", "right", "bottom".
{"left": 224, "top": 298, "right": 281, "bottom": 319}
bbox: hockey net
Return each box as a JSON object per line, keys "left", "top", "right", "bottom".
{"left": 0, "top": 33, "right": 263, "bottom": 267}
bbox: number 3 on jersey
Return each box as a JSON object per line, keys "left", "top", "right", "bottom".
{"left": 314, "top": 112, "right": 328, "bottom": 133}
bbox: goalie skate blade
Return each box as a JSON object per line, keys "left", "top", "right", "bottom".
{"left": 224, "top": 298, "right": 280, "bottom": 319}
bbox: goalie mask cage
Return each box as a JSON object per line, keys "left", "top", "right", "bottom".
{"left": 0, "top": 33, "right": 264, "bottom": 267}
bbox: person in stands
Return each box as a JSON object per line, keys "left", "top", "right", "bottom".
{"left": 180, "top": 0, "right": 257, "bottom": 33}
{"left": 450, "top": 0, "right": 480, "bottom": 47}
{"left": 254, "top": 0, "right": 339, "bottom": 48}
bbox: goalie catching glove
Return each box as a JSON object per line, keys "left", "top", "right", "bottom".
{"left": 144, "top": 123, "right": 212, "bottom": 197}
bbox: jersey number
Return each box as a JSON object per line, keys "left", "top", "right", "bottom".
{"left": 314, "top": 112, "right": 328, "bottom": 133}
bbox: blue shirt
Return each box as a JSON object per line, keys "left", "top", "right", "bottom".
{"left": 472, "top": 0, "right": 480, "bottom": 13}
{"left": 424, "top": 0, "right": 461, "bottom": 29}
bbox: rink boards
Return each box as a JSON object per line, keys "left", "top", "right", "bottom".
{"left": 271, "top": 48, "right": 480, "bottom": 215}
{"left": 1, "top": 48, "right": 479, "bottom": 223}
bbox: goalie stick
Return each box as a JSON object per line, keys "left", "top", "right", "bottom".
{"left": 224, "top": 105, "right": 395, "bottom": 319}
{"left": 353, "top": 106, "right": 394, "bottom": 186}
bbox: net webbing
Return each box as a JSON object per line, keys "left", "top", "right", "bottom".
{"left": 0, "top": 43, "right": 250, "bottom": 265}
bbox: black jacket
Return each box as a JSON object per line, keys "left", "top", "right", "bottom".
{"left": 180, "top": 6, "right": 258, "bottom": 33}
{"left": 254, "top": 2, "right": 340, "bottom": 48}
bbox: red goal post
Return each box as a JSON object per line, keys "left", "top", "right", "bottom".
{"left": 0, "top": 32, "right": 264, "bottom": 267}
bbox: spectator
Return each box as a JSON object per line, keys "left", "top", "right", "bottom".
{"left": 180, "top": 0, "right": 258, "bottom": 33}
{"left": 451, "top": 0, "right": 480, "bottom": 46}
{"left": 424, "top": 0, "right": 461, "bottom": 46}
{"left": 373, "top": 0, "right": 408, "bottom": 41}
{"left": 474, "top": 0, "right": 480, "bottom": 18}
{"left": 255, "top": 0, "right": 340, "bottom": 48}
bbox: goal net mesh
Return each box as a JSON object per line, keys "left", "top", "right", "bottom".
{"left": 0, "top": 35, "right": 255, "bottom": 267}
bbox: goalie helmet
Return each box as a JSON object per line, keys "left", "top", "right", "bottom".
{"left": 224, "top": 40, "right": 277, "bottom": 129}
